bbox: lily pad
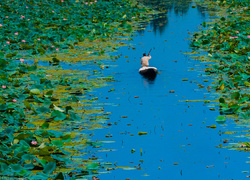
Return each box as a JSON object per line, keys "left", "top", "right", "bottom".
{"left": 216, "top": 116, "right": 226, "bottom": 124}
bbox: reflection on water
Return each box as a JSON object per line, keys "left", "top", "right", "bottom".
{"left": 138, "top": 0, "right": 207, "bottom": 34}
{"left": 141, "top": 73, "right": 157, "bottom": 81}
{"left": 142, "top": 77, "right": 156, "bottom": 88}
{"left": 196, "top": 4, "right": 207, "bottom": 17}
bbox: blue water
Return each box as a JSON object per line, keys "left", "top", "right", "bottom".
{"left": 82, "top": 3, "right": 250, "bottom": 180}
{"left": 52, "top": 1, "right": 250, "bottom": 179}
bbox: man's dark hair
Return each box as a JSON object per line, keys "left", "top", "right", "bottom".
{"left": 143, "top": 53, "right": 147, "bottom": 56}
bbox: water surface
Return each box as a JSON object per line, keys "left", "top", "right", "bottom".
{"left": 77, "top": 1, "right": 250, "bottom": 179}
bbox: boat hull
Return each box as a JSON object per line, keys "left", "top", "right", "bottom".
{"left": 139, "top": 67, "right": 158, "bottom": 79}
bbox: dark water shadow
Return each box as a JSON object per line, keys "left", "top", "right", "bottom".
{"left": 141, "top": 76, "right": 156, "bottom": 88}
{"left": 138, "top": 0, "right": 208, "bottom": 35}
{"left": 141, "top": 73, "right": 157, "bottom": 81}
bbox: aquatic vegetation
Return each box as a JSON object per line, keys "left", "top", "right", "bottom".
{"left": 0, "top": 0, "right": 150, "bottom": 59}
{"left": 0, "top": 0, "right": 154, "bottom": 179}
{"left": 0, "top": 56, "right": 112, "bottom": 178}
{"left": 190, "top": 0, "right": 250, "bottom": 149}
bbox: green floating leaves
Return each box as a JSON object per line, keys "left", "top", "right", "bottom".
{"left": 51, "top": 110, "right": 67, "bottom": 121}
{"left": 1, "top": 163, "right": 8, "bottom": 171}
{"left": 37, "top": 106, "right": 51, "bottom": 113}
{"left": 24, "top": 101, "right": 32, "bottom": 110}
{"left": 55, "top": 172, "right": 64, "bottom": 180}
{"left": 0, "top": 0, "right": 154, "bottom": 179}
{"left": 62, "top": 135, "right": 71, "bottom": 142}
{"left": 219, "top": 98, "right": 225, "bottom": 103}
{"left": 29, "top": 174, "right": 49, "bottom": 180}
{"left": 243, "top": 142, "right": 250, "bottom": 148}
{"left": 216, "top": 116, "right": 226, "bottom": 124}
{"left": 30, "top": 89, "right": 41, "bottom": 95}
{"left": 51, "top": 140, "right": 64, "bottom": 147}
{"left": 231, "top": 92, "right": 240, "bottom": 100}
{"left": 41, "top": 122, "right": 50, "bottom": 129}
{"left": 191, "top": 0, "right": 250, "bottom": 162}
{"left": 202, "top": 21, "right": 206, "bottom": 27}
{"left": 238, "top": 97, "right": 249, "bottom": 104}
{"left": 220, "top": 17, "right": 226, "bottom": 21}
{"left": 43, "top": 161, "right": 56, "bottom": 174}
{"left": 86, "top": 163, "right": 99, "bottom": 170}
{"left": 22, "top": 154, "right": 35, "bottom": 162}
{"left": 10, "top": 164, "right": 23, "bottom": 173}
{"left": 51, "top": 57, "right": 60, "bottom": 65}
{"left": 23, "top": 163, "right": 35, "bottom": 170}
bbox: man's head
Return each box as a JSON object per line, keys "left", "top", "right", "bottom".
{"left": 143, "top": 53, "right": 147, "bottom": 56}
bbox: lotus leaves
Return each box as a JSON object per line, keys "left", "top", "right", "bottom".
{"left": 0, "top": 0, "right": 153, "bottom": 179}
{"left": 192, "top": 0, "right": 250, "bottom": 156}
{"left": 0, "top": 0, "right": 150, "bottom": 60}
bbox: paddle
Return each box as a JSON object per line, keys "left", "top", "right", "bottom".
{"left": 148, "top": 48, "right": 152, "bottom": 55}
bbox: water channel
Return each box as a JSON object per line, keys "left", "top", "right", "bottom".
{"left": 56, "top": 0, "right": 250, "bottom": 179}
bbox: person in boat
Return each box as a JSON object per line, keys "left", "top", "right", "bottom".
{"left": 141, "top": 53, "right": 151, "bottom": 68}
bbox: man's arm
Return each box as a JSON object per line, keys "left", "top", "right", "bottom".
{"left": 148, "top": 53, "right": 151, "bottom": 60}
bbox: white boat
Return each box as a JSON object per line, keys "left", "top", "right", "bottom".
{"left": 139, "top": 67, "right": 158, "bottom": 76}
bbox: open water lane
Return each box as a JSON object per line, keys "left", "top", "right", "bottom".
{"left": 81, "top": 1, "right": 250, "bottom": 179}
